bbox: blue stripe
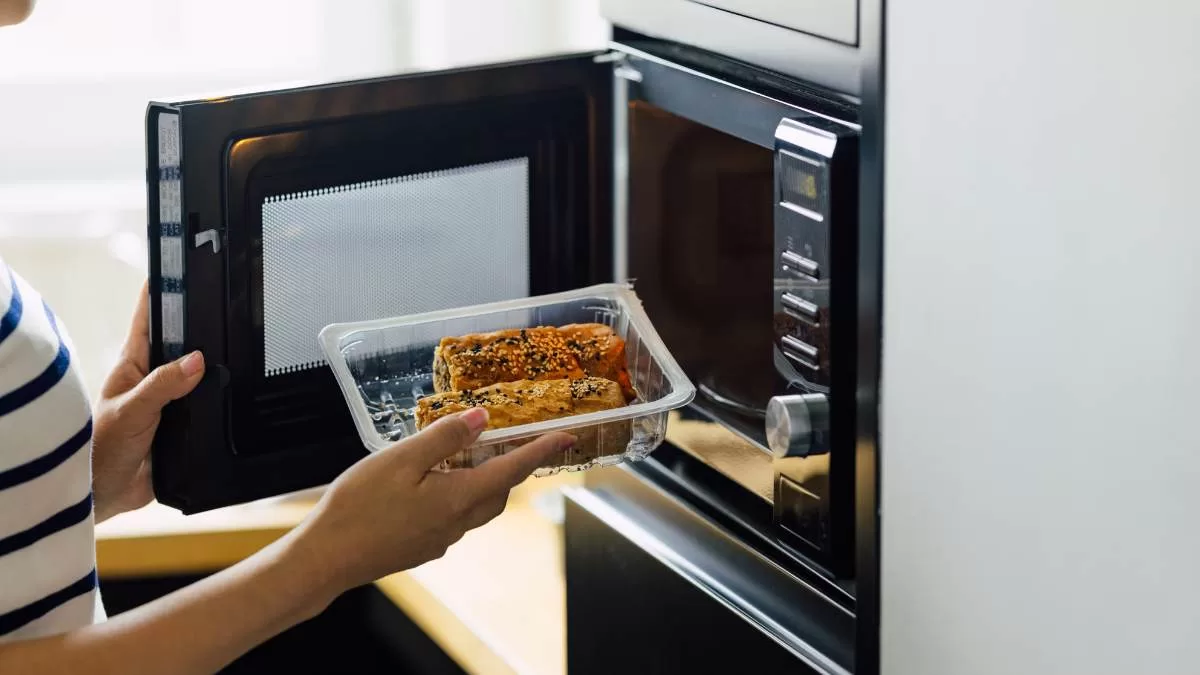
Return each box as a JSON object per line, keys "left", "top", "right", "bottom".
{"left": 0, "top": 302, "right": 72, "bottom": 417}
{"left": 42, "top": 300, "right": 60, "bottom": 333}
{"left": 0, "top": 266, "right": 23, "bottom": 345}
{"left": 0, "top": 493, "right": 93, "bottom": 558}
{"left": 0, "top": 419, "right": 92, "bottom": 491}
{"left": 0, "top": 569, "right": 96, "bottom": 636}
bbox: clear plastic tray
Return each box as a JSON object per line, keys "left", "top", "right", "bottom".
{"left": 318, "top": 283, "right": 696, "bottom": 475}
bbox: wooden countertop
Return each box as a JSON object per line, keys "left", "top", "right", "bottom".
{"left": 95, "top": 474, "right": 582, "bottom": 675}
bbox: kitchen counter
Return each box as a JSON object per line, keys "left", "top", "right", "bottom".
{"left": 96, "top": 474, "right": 581, "bottom": 675}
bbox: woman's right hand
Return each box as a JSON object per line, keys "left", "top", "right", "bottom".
{"left": 292, "top": 408, "right": 574, "bottom": 593}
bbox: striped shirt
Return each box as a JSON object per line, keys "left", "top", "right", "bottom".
{"left": 0, "top": 258, "right": 104, "bottom": 642}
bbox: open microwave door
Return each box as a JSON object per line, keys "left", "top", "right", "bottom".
{"left": 147, "top": 53, "right": 614, "bottom": 512}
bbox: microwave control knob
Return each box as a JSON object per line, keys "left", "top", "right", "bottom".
{"left": 766, "top": 394, "right": 830, "bottom": 459}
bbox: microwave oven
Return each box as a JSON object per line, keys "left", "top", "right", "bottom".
{"left": 146, "top": 35, "right": 861, "bottom": 581}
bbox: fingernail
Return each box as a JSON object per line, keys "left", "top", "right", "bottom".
{"left": 460, "top": 408, "right": 489, "bottom": 434}
{"left": 179, "top": 351, "right": 204, "bottom": 377}
{"left": 558, "top": 435, "right": 578, "bottom": 451}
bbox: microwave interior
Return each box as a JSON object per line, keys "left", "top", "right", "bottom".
{"left": 149, "top": 46, "right": 857, "bottom": 586}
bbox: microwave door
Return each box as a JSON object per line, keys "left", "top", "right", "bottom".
{"left": 147, "top": 53, "right": 614, "bottom": 513}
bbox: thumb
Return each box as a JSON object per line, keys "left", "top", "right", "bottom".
{"left": 399, "top": 408, "right": 490, "bottom": 471}
{"left": 127, "top": 351, "right": 205, "bottom": 417}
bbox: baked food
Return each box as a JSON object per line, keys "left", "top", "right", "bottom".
{"left": 558, "top": 323, "right": 636, "bottom": 400}
{"left": 415, "top": 376, "right": 632, "bottom": 470}
{"left": 432, "top": 326, "right": 584, "bottom": 393}
{"left": 432, "top": 324, "right": 635, "bottom": 401}
{"left": 415, "top": 376, "right": 626, "bottom": 430}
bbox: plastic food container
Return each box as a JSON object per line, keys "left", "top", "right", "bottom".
{"left": 318, "top": 283, "right": 696, "bottom": 475}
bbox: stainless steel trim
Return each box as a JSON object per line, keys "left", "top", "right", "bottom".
{"left": 778, "top": 122, "right": 840, "bottom": 158}
{"left": 781, "top": 199, "right": 827, "bottom": 223}
{"left": 612, "top": 64, "right": 630, "bottom": 283}
{"left": 569, "top": 467, "right": 854, "bottom": 673}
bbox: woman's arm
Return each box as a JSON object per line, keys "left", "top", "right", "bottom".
{"left": 0, "top": 410, "right": 571, "bottom": 675}
{"left": 0, "top": 526, "right": 334, "bottom": 675}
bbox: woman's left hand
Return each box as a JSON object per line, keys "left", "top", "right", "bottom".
{"left": 92, "top": 282, "right": 205, "bottom": 523}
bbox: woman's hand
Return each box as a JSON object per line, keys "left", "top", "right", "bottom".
{"left": 293, "top": 408, "right": 573, "bottom": 592}
{"left": 92, "top": 283, "right": 205, "bottom": 522}
{"left": 0, "top": 407, "right": 571, "bottom": 675}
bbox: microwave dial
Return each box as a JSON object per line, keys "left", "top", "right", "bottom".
{"left": 765, "top": 393, "right": 830, "bottom": 459}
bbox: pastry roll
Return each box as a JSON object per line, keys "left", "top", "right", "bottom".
{"left": 558, "top": 323, "right": 636, "bottom": 401}
{"left": 414, "top": 377, "right": 632, "bottom": 470}
{"left": 432, "top": 324, "right": 635, "bottom": 401}
{"left": 416, "top": 376, "right": 625, "bottom": 429}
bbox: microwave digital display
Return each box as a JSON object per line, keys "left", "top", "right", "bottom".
{"left": 778, "top": 150, "right": 827, "bottom": 219}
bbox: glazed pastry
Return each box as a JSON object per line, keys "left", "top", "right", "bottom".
{"left": 414, "top": 376, "right": 631, "bottom": 470}
{"left": 557, "top": 323, "right": 636, "bottom": 401}
{"left": 432, "top": 324, "right": 635, "bottom": 401}
{"left": 415, "top": 376, "right": 626, "bottom": 429}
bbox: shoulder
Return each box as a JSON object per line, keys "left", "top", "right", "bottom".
{"left": 0, "top": 256, "right": 92, "bottom": 467}
{"left": 0, "top": 262, "right": 63, "bottom": 387}
{"left": 0, "top": 257, "right": 98, "bottom": 641}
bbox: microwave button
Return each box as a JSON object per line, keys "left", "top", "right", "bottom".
{"left": 781, "top": 334, "right": 819, "bottom": 363}
{"left": 780, "top": 250, "right": 820, "bottom": 279}
{"left": 780, "top": 292, "right": 820, "bottom": 321}
{"left": 782, "top": 349, "right": 820, "bottom": 373}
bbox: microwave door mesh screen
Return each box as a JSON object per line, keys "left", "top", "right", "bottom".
{"left": 260, "top": 157, "right": 531, "bottom": 377}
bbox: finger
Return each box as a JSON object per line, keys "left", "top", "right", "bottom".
{"left": 121, "top": 280, "right": 152, "bottom": 373}
{"left": 124, "top": 351, "right": 205, "bottom": 419}
{"left": 393, "top": 408, "right": 490, "bottom": 471}
{"left": 465, "top": 433, "right": 575, "bottom": 497}
{"left": 461, "top": 492, "right": 508, "bottom": 531}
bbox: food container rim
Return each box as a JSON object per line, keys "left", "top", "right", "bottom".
{"left": 318, "top": 282, "right": 697, "bottom": 452}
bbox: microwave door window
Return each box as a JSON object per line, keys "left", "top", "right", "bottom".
{"left": 259, "top": 159, "right": 530, "bottom": 378}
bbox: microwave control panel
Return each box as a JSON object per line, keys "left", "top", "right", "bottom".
{"left": 770, "top": 116, "right": 858, "bottom": 565}
{"left": 773, "top": 117, "right": 838, "bottom": 394}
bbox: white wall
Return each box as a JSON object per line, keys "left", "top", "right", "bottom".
{"left": 881, "top": 1, "right": 1200, "bottom": 673}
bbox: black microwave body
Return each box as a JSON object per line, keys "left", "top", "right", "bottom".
{"left": 146, "top": 43, "right": 861, "bottom": 581}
